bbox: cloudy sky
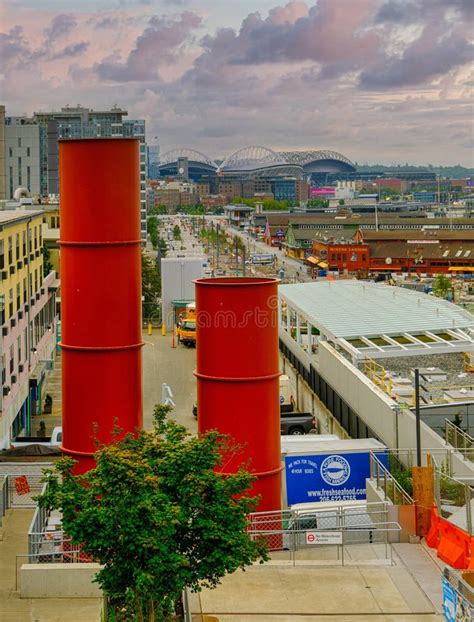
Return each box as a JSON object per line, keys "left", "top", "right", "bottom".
{"left": 1, "top": 0, "right": 473, "bottom": 165}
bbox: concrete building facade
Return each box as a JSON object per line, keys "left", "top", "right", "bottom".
{"left": 32, "top": 106, "right": 147, "bottom": 238}
{"left": 0, "top": 105, "right": 5, "bottom": 200}
{"left": 0, "top": 211, "right": 59, "bottom": 447}
{"left": 4, "top": 118, "right": 41, "bottom": 199}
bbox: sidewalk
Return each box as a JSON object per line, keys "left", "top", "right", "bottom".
{"left": 0, "top": 507, "right": 102, "bottom": 622}
{"left": 191, "top": 542, "right": 445, "bottom": 622}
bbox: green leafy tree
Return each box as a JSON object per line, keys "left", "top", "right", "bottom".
{"left": 42, "top": 244, "right": 54, "bottom": 277}
{"left": 307, "top": 198, "right": 329, "bottom": 209}
{"left": 147, "top": 216, "right": 159, "bottom": 250}
{"left": 39, "top": 406, "right": 267, "bottom": 621}
{"left": 433, "top": 274, "right": 452, "bottom": 299}
{"left": 141, "top": 252, "right": 161, "bottom": 322}
{"left": 172, "top": 225, "right": 182, "bottom": 241}
{"left": 149, "top": 205, "right": 168, "bottom": 216}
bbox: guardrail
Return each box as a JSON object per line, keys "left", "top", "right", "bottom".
{"left": 247, "top": 502, "right": 401, "bottom": 565}
{"left": 445, "top": 419, "right": 474, "bottom": 462}
{"left": 369, "top": 452, "right": 414, "bottom": 506}
{"left": 434, "top": 468, "right": 474, "bottom": 535}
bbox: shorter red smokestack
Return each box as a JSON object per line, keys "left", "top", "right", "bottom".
{"left": 195, "top": 277, "right": 281, "bottom": 511}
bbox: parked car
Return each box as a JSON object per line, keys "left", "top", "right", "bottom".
{"left": 192, "top": 405, "right": 315, "bottom": 435}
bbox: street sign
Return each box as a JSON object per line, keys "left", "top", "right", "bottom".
{"left": 306, "top": 531, "right": 343, "bottom": 545}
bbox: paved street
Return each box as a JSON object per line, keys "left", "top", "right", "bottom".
{"left": 142, "top": 331, "right": 197, "bottom": 434}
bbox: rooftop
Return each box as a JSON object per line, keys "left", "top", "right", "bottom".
{"left": 279, "top": 281, "right": 474, "bottom": 361}
{"left": 0, "top": 210, "right": 43, "bottom": 227}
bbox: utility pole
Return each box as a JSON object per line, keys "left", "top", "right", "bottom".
{"left": 242, "top": 245, "right": 246, "bottom": 276}
{"left": 235, "top": 237, "right": 239, "bottom": 273}
{"left": 216, "top": 223, "right": 220, "bottom": 269}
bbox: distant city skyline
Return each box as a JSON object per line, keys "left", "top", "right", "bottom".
{"left": 1, "top": 0, "right": 473, "bottom": 166}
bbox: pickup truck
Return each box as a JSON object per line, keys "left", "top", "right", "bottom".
{"left": 280, "top": 412, "right": 315, "bottom": 435}
{"left": 11, "top": 426, "right": 62, "bottom": 448}
{"left": 192, "top": 406, "right": 315, "bottom": 435}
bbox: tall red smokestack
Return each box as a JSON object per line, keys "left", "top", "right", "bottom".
{"left": 59, "top": 138, "right": 143, "bottom": 473}
{"left": 195, "top": 277, "right": 281, "bottom": 511}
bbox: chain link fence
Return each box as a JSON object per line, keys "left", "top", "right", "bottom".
{"left": 247, "top": 502, "right": 400, "bottom": 565}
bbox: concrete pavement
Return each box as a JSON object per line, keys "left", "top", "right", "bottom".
{"left": 191, "top": 553, "right": 444, "bottom": 622}
{"left": 0, "top": 508, "right": 102, "bottom": 622}
{"left": 142, "top": 331, "right": 197, "bottom": 433}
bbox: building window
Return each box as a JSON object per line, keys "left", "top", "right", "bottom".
{"left": 18, "top": 157, "right": 22, "bottom": 186}
{"left": 8, "top": 236, "right": 13, "bottom": 264}
{"left": 27, "top": 147, "right": 30, "bottom": 157}
{"left": 22, "top": 231, "right": 26, "bottom": 255}
{"left": 16, "top": 234, "right": 20, "bottom": 260}
{"left": 0, "top": 239, "right": 4, "bottom": 270}
{"left": 23, "top": 277, "right": 27, "bottom": 304}
{"left": 34, "top": 227, "right": 38, "bottom": 250}
{"left": 9, "top": 344, "right": 14, "bottom": 374}
{"left": 362, "top": 254, "right": 367, "bottom": 261}
{"left": 9, "top": 147, "right": 12, "bottom": 157}
{"left": 9, "top": 288, "right": 13, "bottom": 317}
{"left": 16, "top": 283, "right": 20, "bottom": 309}
{"left": 17, "top": 335, "right": 22, "bottom": 365}
{"left": 27, "top": 166, "right": 31, "bottom": 190}
{"left": 9, "top": 166, "right": 13, "bottom": 198}
{"left": 18, "top": 137, "right": 21, "bottom": 148}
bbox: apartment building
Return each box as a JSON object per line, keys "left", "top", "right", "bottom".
{"left": 0, "top": 211, "right": 58, "bottom": 447}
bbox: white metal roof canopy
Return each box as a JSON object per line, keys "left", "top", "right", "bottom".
{"left": 279, "top": 281, "right": 474, "bottom": 361}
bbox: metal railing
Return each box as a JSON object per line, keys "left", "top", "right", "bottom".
{"left": 27, "top": 481, "right": 49, "bottom": 557}
{"left": 6, "top": 474, "right": 46, "bottom": 508}
{"left": 0, "top": 475, "right": 9, "bottom": 525}
{"left": 369, "top": 452, "right": 414, "bottom": 506}
{"left": 247, "top": 502, "right": 401, "bottom": 565}
{"left": 382, "top": 447, "right": 461, "bottom": 476}
{"left": 445, "top": 419, "right": 474, "bottom": 462}
{"left": 363, "top": 358, "right": 393, "bottom": 396}
{"left": 434, "top": 468, "right": 474, "bottom": 535}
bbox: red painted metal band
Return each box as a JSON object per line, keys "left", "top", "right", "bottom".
{"left": 194, "top": 278, "right": 280, "bottom": 287}
{"left": 59, "top": 342, "right": 144, "bottom": 352}
{"left": 61, "top": 445, "right": 95, "bottom": 458}
{"left": 194, "top": 370, "right": 281, "bottom": 383}
{"left": 59, "top": 239, "right": 143, "bottom": 247}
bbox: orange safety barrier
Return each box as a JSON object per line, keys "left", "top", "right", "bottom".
{"left": 426, "top": 504, "right": 474, "bottom": 569}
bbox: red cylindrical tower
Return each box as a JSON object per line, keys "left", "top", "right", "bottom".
{"left": 59, "top": 138, "right": 143, "bottom": 473}
{"left": 195, "top": 277, "right": 281, "bottom": 511}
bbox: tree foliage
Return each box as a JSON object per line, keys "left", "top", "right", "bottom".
{"left": 39, "top": 406, "right": 267, "bottom": 621}
{"left": 307, "top": 198, "right": 329, "bottom": 209}
{"left": 433, "top": 274, "right": 453, "bottom": 299}
{"left": 172, "top": 225, "right": 182, "bottom": 241}
{"left": 141, "top": 252, "right": 161, "bottom": 321}
{"left": 42, "top": 244, "right": 54, "bottom": 277}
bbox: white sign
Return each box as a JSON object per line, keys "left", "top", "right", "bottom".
{"left": 407, "top": 239, "right": 439, "bottom": 244}
{"left": 305, "top": 531, "right": 343, "bottom": 545}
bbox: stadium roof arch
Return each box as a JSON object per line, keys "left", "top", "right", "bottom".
{"left": 159, "top": 148, "right": 218, "bottom": 178}
{"left": 278, "top": 150, "right": 356, "bottom": 174}
{"left": 217, "top": 145, "right": 304, "bottom": 178}
{"left": 160, "top": 148, "right": 217, "bottom": 168}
